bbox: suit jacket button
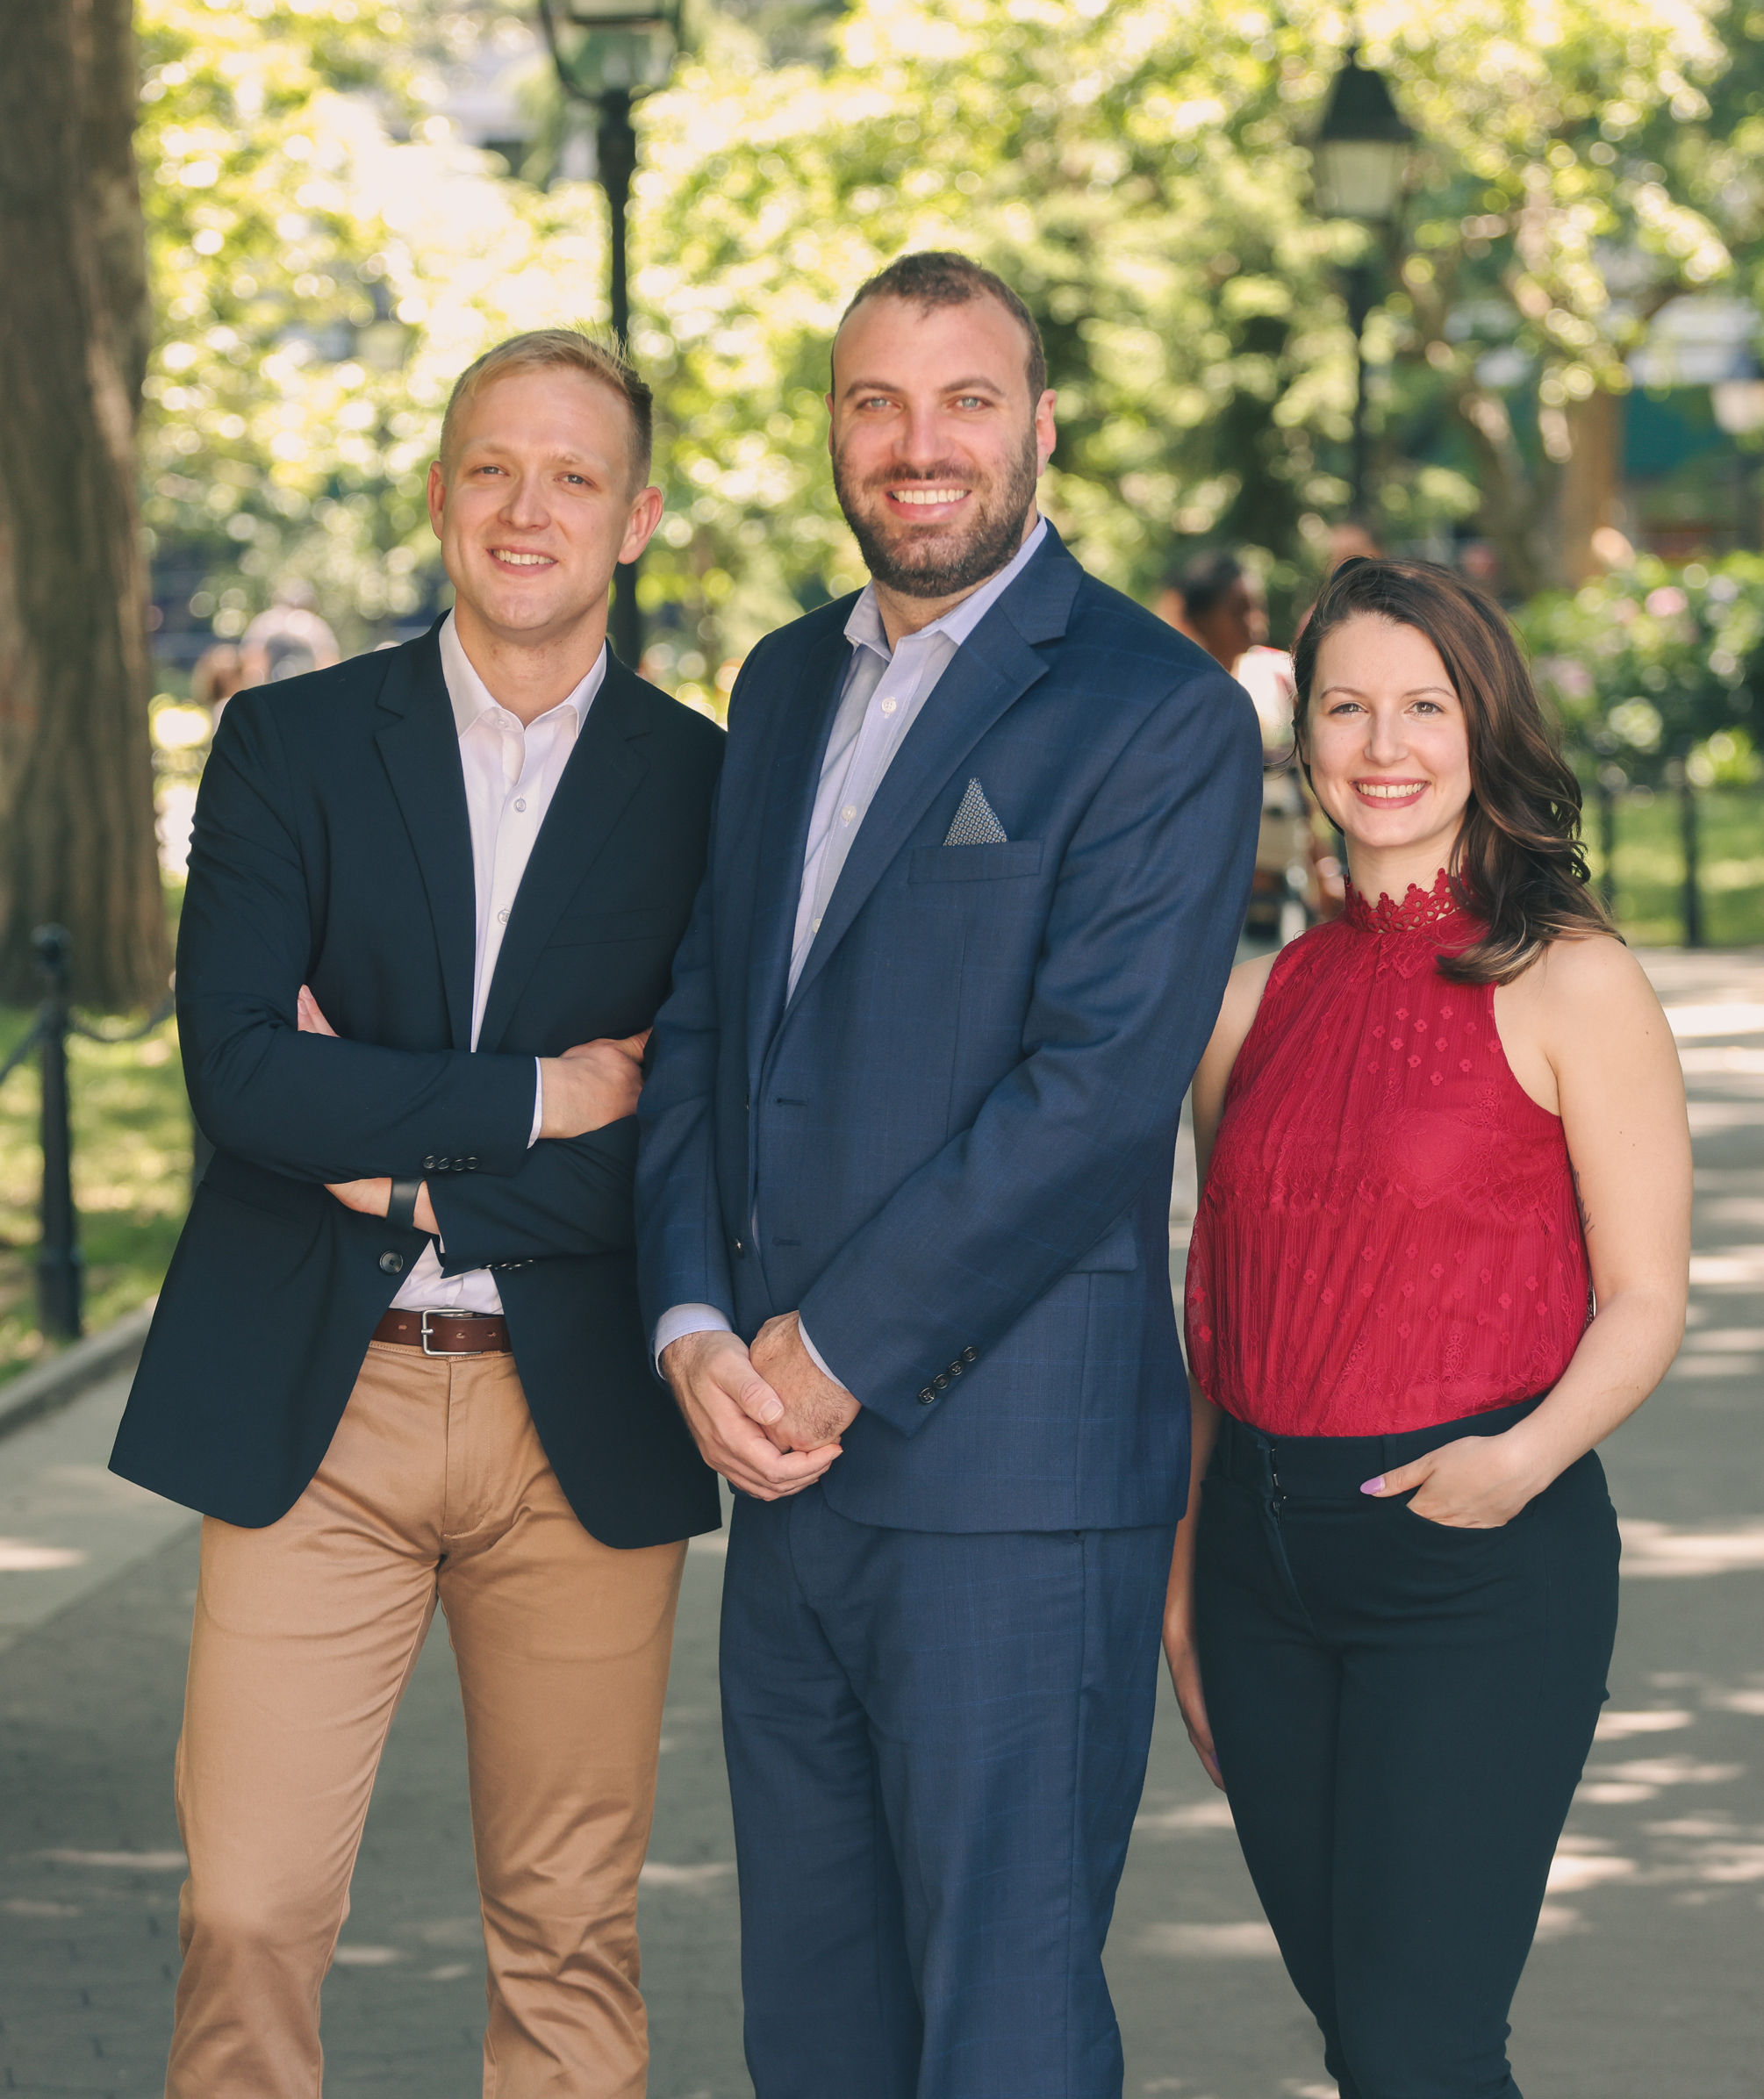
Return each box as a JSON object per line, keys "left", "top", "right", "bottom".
{"left": 378, "top": 1251, "right": 404, "bottom": 1275}
{"left": 422, "top": 1156, "right": 436, "bottom": 1171}
{"left": 933, "top": 1374, "right": 949, "bottom": 1390}
{"left": 918, "top": 1387, "right": 936, "bottom": 1405}
{"left": 466, "top": 1157, "right": 477, "bottom": 1170}
{"left": 962, "top": 1346, "right": 977, "bottom": 1363}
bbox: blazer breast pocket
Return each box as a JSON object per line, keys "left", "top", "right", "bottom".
{"left": 908, "top": 841, "right": 1044, "bottom": 885}
{"left": 547, "top": 905, "right": 681, "bottom": 947}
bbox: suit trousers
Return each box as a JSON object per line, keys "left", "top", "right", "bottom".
{"left": 720, "top": 1483, "right": 1175, "bottom": 2099}
{"left": 166, "top": 1341, "right": 686, "bottom": 2099}
{"left": 1194, "top": 1401, "right": 1619, "bottom": 2099}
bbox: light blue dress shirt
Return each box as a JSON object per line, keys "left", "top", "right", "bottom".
{"left": 656, "top": 519, "right": 1050, "bottom": 1386}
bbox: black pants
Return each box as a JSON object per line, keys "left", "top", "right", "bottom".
{"left": 1194, "top": 1401, "right": 1619, "bottom": 2099}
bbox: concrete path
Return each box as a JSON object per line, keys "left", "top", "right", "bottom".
{"left": 2, "top": 950, "right": 1761, "bottom": 2096}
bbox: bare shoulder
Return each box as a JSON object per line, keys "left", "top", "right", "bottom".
{"left": 1535, "top": 933, "right": 1670, "bottom": 1035}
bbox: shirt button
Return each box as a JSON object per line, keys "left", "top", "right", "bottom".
{"left": 880, "top": 698, "right": 897, "bottom": 715}
{"left": 812, "top": 916, "right": 821, "bottom": 933}
{"left": 843, "top": 806, "right": 857, "bottom": 822}
{"left": 513, "top": 797, "right": 527, "bottom": 813}
{"left": 498, "top": 907, "right": 509, "bottom": 923}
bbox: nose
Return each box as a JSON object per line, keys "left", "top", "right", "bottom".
{"left": 498, "top": 469, "right": 550, "bottom": 532}
{"left": 893, "top": 401, "right": 947, "bottom": 471}
{"left": 1364, "top": 706, "right": 1408, "bottom": 767}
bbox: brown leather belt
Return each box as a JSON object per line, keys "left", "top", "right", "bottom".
{"left": 371, "top": 1308, "right": 512, "bottom": 1357}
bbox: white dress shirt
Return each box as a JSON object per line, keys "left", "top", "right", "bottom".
{"left": 655, "top": 519, "right": 1049, "bottom": 1381}
{"left": 391, "top": 611, "right": 607, "bottom": 1316}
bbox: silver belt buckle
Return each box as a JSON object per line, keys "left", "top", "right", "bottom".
{"left": 420, "top": 1309, "right": 489, "bottom": 1358}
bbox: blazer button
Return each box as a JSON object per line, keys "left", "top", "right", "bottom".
{"left": 378, "top": 1251, "right": 404, "bottom": 1275}
{"left": 918, "top": 1387, "right": 936, "bottom": 1405}
{"left": 466, "top": 1157, "right": 477, "bottom": 1170}
{"left": 422, "top": 1156, "right": 436, "bottom": 1171}
{"left": 933, "top": 1374, "right": 949, "bottom": 1390}
{"left": 962, "top": 1346, "right": 977, "bottom": 1363}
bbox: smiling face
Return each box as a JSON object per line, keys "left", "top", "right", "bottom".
{"left": 1302, "top": 613, "right": 1474, "bottom": 887}
{"left": 427, "top": 363, "right": 660, "bottom": 656}
{"left": 828, "top": 293, "right": 1057, "bottom": 611}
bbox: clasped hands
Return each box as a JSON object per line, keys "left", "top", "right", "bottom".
{"left": 661, "top": 1315, "right": 858, "bottom": 1502}
{"left": 295, "top": 985, "right": 647, "bottom": 1229}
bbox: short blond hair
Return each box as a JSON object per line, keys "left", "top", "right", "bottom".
{"left": 438, "top": 327, "right": 653, "bottom": 484}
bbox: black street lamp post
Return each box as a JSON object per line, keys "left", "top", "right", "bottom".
{"left": 538, "top": 0, "right": 681, "bottom": 667}
{"left": 1311, "top": 50, "right": 1413, "bottom": 524}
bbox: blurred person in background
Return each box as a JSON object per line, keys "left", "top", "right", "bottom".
{"left": 189, "top": 641, "right": 251, "bottom": 727}
{"left": 241, "top": 576, "right": 341, "bottom": 684}
{"left": 1169, "top": 557, "right": 1690, "bottom": 2099}
{"left": 1155, "top": 549, "right": 1330, "bottom": 941}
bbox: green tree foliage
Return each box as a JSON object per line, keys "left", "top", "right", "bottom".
{"left": 138, "top": 0, "right": 1758, "bottom": 698}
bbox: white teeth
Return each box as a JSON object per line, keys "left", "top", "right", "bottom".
{"left": 1359, "top": 783, "right": 1423, "bottom": 799}
{"left": 493, "top": 550, "right": 552, "bottom": 566}
{"left": 892, "top": 488, "right": 967, "bottom": 505}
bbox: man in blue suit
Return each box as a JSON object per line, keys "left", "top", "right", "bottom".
{"left": 636, "top": 253, "right": 1261, "bottom": 2097}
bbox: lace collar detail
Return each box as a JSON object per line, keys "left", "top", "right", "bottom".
{"left": 1344, "top": 866, "right": 1478, "bottom": 939}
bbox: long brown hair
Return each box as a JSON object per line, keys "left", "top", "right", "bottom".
{"left": 1292, "top": 558, "right": 1615, "bottom": 985}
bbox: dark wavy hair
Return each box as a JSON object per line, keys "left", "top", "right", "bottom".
{"left": 1292, "top": 557, "right": 1616, "bottom": 985}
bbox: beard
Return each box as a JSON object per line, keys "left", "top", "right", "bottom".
{"left": 832, "top": 431, "right": 1040, "bottom": 599}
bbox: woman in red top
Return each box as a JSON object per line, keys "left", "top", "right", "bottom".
{"left": 1167, "top": 559, "right": 1689, "bottom": 2099}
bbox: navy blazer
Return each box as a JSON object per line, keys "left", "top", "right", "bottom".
{"left": 111, "top": 625, "right": 724, "bottom": 1548}
{"left": 636, "top": 527, "right": 1261, "bottom": 1534}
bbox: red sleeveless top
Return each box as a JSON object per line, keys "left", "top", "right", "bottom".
{"left": 1184, "top": 870, "right": 1591, "bottom": 1437}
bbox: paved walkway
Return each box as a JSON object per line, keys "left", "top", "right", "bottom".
{"left": 3, "top": 951, "right": 1762, "bottom": 2096}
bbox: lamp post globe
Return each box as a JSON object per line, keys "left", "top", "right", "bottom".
{"left": 1311, "top": 48, "right": 1413, "bottom": 527}
{"left": 537, "top": 0, "right": 682, "bottom": 665}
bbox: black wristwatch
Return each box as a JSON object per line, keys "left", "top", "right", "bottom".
{"left": 386, "top": 1178, "right": 424, "bottom": 1232}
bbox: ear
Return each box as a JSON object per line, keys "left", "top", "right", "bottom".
{"left": 619, "top": 484, "right": 666, "bottom": 566}
{"left": 427, "top": 459, "right": 446, "bottom": 541}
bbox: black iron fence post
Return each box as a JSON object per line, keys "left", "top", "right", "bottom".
{"left": 1673, "top": 763, "right": 1704, "bottom": 949}
{"left": 1594, "top": 766, "right": 1621, "bottom": 912}
{"left": 32, "top": 924, "right": 82, "bottom": 1342}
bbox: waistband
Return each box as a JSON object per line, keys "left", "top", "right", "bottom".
{"left": 1210, "top": 1396, "right": 1545, "bottom": 1498}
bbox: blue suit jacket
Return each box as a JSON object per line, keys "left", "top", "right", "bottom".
{"left": 636, "top": 527, "right": 1261, "bottom": 1532}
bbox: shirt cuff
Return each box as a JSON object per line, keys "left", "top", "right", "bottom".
{"left": 528, "top": 1059, "right": 544, "bottom": 1148}
{"left": 795, "top": 1317, "right": 845, "bottom": 1392}
{"left": 653, "top": 1303, "right": 733, "bottom": 1374}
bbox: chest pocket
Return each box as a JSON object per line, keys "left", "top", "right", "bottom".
{"left": 908, "top": 842, "right": 1044, "bottom": 884}
{"left": 547, "top": 905, "right": 680, "bottom": 947}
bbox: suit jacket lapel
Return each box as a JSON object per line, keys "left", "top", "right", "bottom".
{"left": 474, "top": 655, "right": 650, "bottom": 1055}
{"left": 743, "top": 619, "right": 852, "bottom": 1092}
{"left": 373, "top": 627, "right": 477, "bottom": 1050}
{"left": 780, "top": 537, "right": 1082, "bottom": 1023}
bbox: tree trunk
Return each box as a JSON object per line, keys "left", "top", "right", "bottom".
{"left": 1553, "top": 390, "right": 1625, "bottom": 588}
{"left": 0, "top": 0, "right": 168, "bottom": 1010}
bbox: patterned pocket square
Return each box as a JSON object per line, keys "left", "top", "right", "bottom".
{"left": 944, "top": 778, "right": 1008, "bottom": 846}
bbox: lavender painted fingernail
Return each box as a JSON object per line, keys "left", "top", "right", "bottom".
{"left": 1360, "top": 1476, "right": 1385, "bottom": 1495}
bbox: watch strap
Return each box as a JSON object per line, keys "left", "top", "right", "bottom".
{"left": 386, "top": 1177, "right": 424, "bottom": 1233}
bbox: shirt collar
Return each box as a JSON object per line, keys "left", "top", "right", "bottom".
{"left": 438, "top": 609, "right": 606, "bottom": 739}
{"left": 843, "top": 516, "right": 1050, "bottom": 663}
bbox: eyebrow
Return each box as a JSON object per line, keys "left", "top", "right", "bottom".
{"left": 1319, "top": 682, "right": 1456, "bottom": 700}
{"left": 839, "top": 374, "right": 1007, "bottom": 401}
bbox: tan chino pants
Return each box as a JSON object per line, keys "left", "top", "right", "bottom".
{"left": 166, "top": 1340, "right": 686, "bottom": 2099}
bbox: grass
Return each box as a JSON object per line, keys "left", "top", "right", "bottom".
{"left": 0, "top": 1005, "right": 193, "bottom": 1390}
{"left": 1592, "top": 788, "right": 1764, "bottom": 948}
